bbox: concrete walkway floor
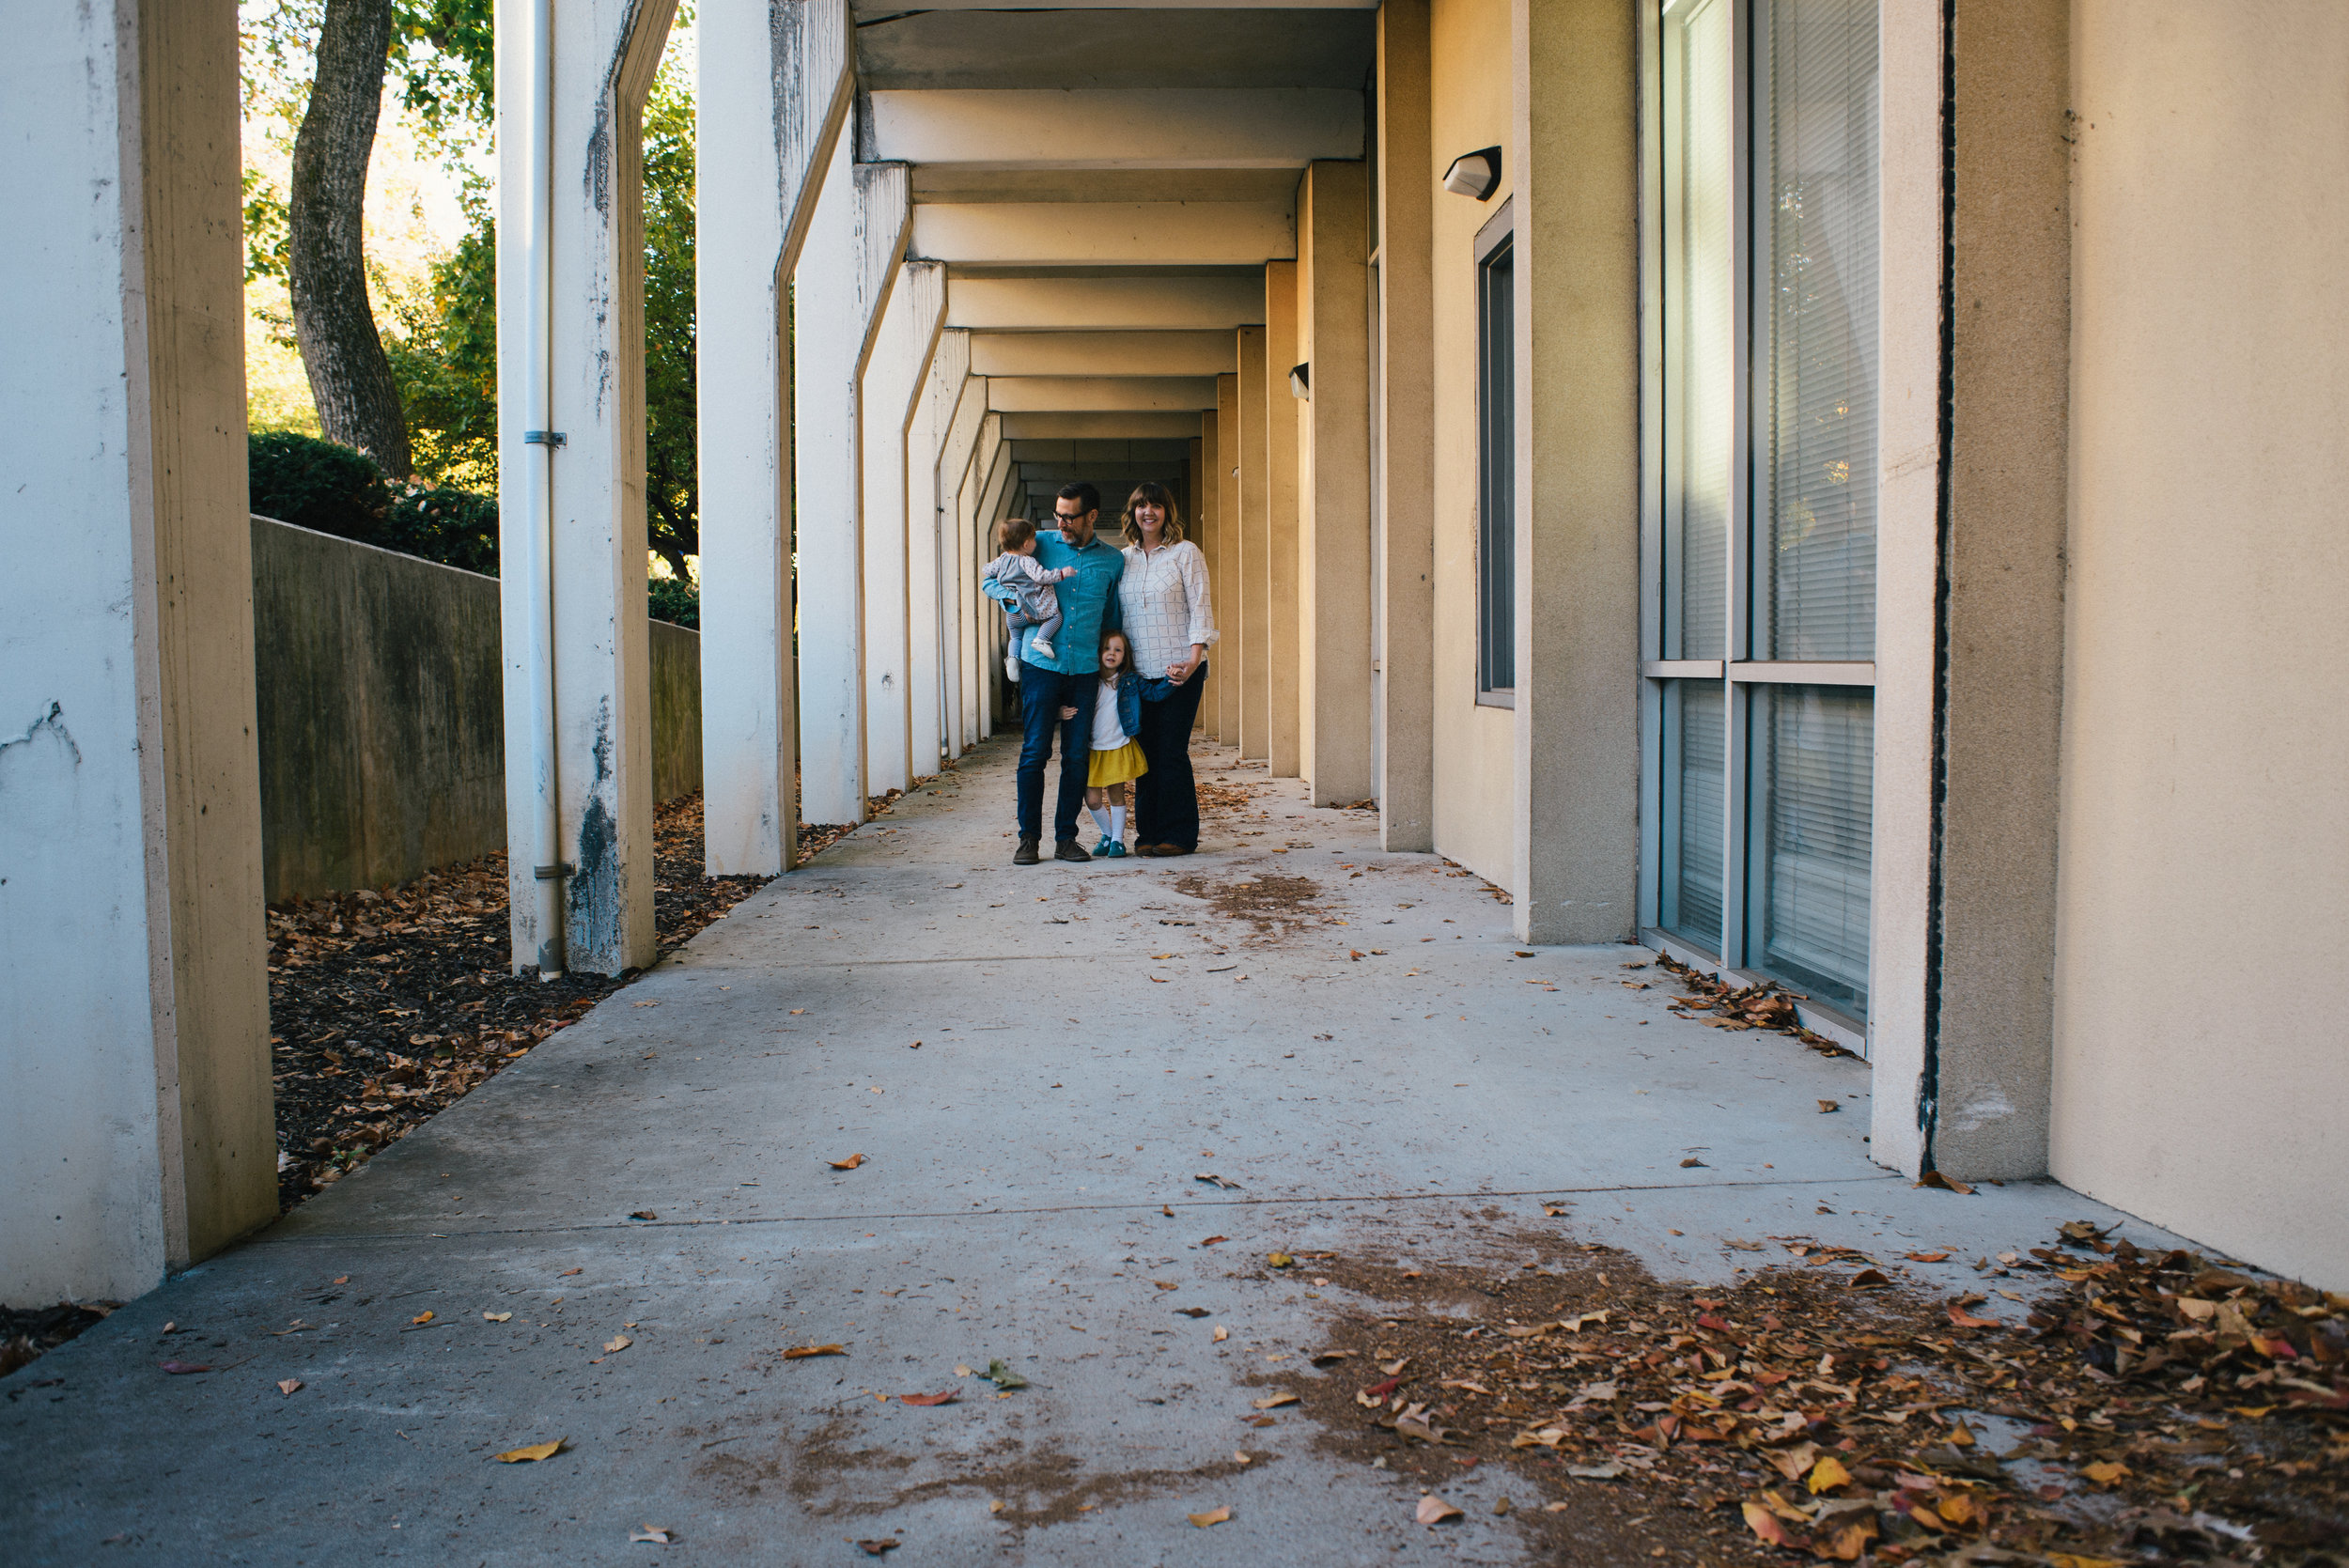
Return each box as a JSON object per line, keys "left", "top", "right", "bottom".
{"left": 3, "top": 738, "right": 2188, "bottom": 1566}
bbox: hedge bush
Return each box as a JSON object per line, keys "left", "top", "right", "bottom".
{"left": 253, "top": 431, "right": 694, "bottom": 621}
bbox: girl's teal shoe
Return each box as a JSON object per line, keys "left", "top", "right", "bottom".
{"left": 1097, "top": 838, "right": 1128, "bottom": 858}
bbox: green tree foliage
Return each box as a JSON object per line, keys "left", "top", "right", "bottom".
{"left": 382, "top": 223, "right": 497, "bottom": 491}
{"left": 640, "top": 65, "right": 699, "bottom": 583}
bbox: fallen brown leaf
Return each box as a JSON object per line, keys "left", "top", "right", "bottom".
{"left": 784, "top": 1343, "right": 847, "bottom": 1358}
{"left": 276, "top": 1378, "right": 303, "bottom": 1395}
{"left": 1947, "top": 1302, "right": 2001, "bottom": 1328}
{"left": 157, "top": 1360, "right": 211, "bottom": 1374}
{"left": 1416, "top": 1496, "right": 1464, "bottom": 1525}
{"left": 629, "top": 1526, "right": 674, "bottom": 1544}
{"left": 495, "top": 1437, "right": 567, "bottom": 1463}
{"left": 1188, "top": 1505, "right": 1232, "bottom": 1528}
{"left": 1200, "top": 1235, "right": 1228, "bottom": 1246}
{"left": 1252, "top": 1392, "right": 1298, "bottom": 1409}
{"left": 829, "top": 1154, "right": 866, "bottom": 1171}
{"left": 1212, "top": 1326, "right": 1230, "bottom": 1342}
{"left": 411, "top": 1310, "right": 435, "bottom": 1325}
{"left": 1905, "top": 1251, "right": 1951, "bottom": 1263}
{"left": 900, "top": 1389, "right": 959, "bottom": 1406}
{"left": 603, "top": 1334, "right": 633, "bottom": 1354}
{"left": 852, "top": 1539, "right": 898, "bottom": 1556}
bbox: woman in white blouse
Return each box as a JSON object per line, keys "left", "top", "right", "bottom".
{"left": 1116, "top": 481, "right": 1217, "bottom": 855}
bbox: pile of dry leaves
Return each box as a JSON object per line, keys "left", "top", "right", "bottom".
{"left": 1276, "top": 1222, "right": 2346, "bottom": 1564}
{"left": 267, "top": 792, "right": 769, "bottom": 1211}
{"left": 1656, "top": 953, "right": 1855, "bottom": 1059}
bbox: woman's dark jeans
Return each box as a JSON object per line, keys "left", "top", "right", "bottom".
{"left": 1132, "top": 660, "right": 1207, "bottom": 850}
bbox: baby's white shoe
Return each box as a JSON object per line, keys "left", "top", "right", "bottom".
{"left": 1029, "top": 638, "right": 1056, "bottom": 659}
{"left": 1004, "top": 652, "right": 1021, "bottom": 682}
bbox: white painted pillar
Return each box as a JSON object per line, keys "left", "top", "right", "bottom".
{"left": 2, "top": 0, "right": 273, "bottom": 1300}
{"left": 861, "top": 261, "right": 945, "bottom": 797}
{"left": 696, "top": 0, "right": 851, "bottom": 875}
{"left": 936, "top": 371, "right": 988, "bottom": 749}
{"left": 497, "top": 0, "right": 677, "bottom": 977}
{"left": 793, "top": 149, "right": 910, "bottom": 825}
{"left": 909, "top": 325, "right": 971, "bottom": 770}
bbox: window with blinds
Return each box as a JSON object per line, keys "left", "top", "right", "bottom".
{"left": 1646, "top": 0, "right": 1879, "bottom": 1030}
{"left": 1764, "top": 0, "right": 1879, "bottom": 661}
{"left": 1753, "top": 685, "right": 1873, "bottom": 1012}
{"left": 1477, "top": 233, "right": 1517, "bottom": 700}
{"left": 1665, "top": 0, "right": 1734, "bottom": 662}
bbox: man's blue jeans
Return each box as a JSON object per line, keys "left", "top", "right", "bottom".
{"left": 1016, "top": 660, "right": 1097, "bottom": 844}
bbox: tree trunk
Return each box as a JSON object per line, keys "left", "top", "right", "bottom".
{"left": 288, "top": 0, "right": 412, "bottom": 478}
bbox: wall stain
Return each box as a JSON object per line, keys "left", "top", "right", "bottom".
{"left": 0, "top": 703, "right": 83, "bottom": 774}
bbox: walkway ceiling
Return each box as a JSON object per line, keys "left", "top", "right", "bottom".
{"left": 860, "top": 7, "right": 1372, "bottom": 432}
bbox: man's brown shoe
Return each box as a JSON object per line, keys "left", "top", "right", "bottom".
{"left": 1152, "top": 844, "right": 1191, "bottom": 857}
{"left": 1054, "top": 839, "right": 1092, "bottom": 862}
{"left": 1014, "top": 837, "right": 1040, "bottom": 864}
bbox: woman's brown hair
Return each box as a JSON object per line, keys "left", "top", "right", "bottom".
{"left": 1119, "top": 481, "right": 1186, "bottom": 548}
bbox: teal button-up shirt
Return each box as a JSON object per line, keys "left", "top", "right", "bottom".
{"left": 987, "top": 529, "right": 1126, "bottom": 675}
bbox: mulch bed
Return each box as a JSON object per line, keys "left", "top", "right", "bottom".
{"left": 1261, "top": 1219, "right": 2347, "bottom": 1564}
{"left": 265, "top": 791, "right": 769, "bottom": 1212}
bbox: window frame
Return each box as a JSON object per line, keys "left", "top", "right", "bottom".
{"left": 1638, "top": 0, "right": 1879, "bottom": 1049}
{"left": 1474, "top": 201, "right": 1517, "bottom": 707}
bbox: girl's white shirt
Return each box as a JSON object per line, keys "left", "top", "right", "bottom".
{"left": 1117, "top": 537, "right": 1217, "bottom": 678}
{"left": 1091, "top": 674, "right": 1131, "bottom": 750}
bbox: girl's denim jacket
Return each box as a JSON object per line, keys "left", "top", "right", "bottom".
{"left": 1101, "top": 672, "right": 1144, "bottom": 739}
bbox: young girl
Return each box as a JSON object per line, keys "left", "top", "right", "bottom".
{"left": 1084, "top": 629, "right": 1149, "bottom": 857}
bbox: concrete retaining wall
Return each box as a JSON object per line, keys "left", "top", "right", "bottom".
{"left": 252, "top": 517, "right": 700, "bottom": 903}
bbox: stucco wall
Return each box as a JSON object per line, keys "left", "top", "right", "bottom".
{"left": 253, "top": 518, "right": 704, "bottom": 905}
{"left": 1426, "top": 0, "right": 1518, "bottom": 885}
{"left": 2053, "top": 1, "right": 2349, "bottom": 1290}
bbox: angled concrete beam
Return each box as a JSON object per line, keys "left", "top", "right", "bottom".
{"left": 935, "top": 374, "right": 989, "bottom": 744}
{"left": 793, "top": 148, "right": 911, "bottom": 825}
{"left": 987, "top": 377, "right": 1220, "bottom": 413}
{"left": 867, "top": 87, "right": 1362, "bottom": 169}
{"left": 946, "top": 273, "right": 1268, "bottom": 332}
{"left": 912, "top": 202, "right": 1294, "bottom": 267}
{"left": 908, "top": 323, "right": 970, "bottom": 769}
{"left": 970, "top": 331, "right": 1238, "bottom": 378}
{"left": 996, "top": 411, "right": 1213, "bottom": 440}
{"left": 862, "top": 260, "right": 947, "bottom": 798}
{"left": 698, "top": 0, "right": 854, "bottom": 875}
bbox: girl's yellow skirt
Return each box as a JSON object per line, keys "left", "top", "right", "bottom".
{"left": 1087, "top": 737, "right": 1149, "bottom": 787}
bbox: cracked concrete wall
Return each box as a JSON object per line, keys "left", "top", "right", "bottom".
{"left": 2051, "top": 0, "right": 2349, "bottom": 1292}
{"left": 253, "top": 517, "right": 703, "bottom": 905}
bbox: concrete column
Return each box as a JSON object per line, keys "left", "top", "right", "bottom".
{"left": 1914, "top": 0, "right": 2070, "bottom": 1181}
{"left": 1237, "top": 324, "right": 1272, "bottom": 759}
{"left": 1197, "top": 410, "right": 1222, "bottom": 733}
{"left": 1377, "top": 0, "right": 1438, "bottom": 848}
{"left": 910, "top": 325, "right": 970, "bottom": 770}
{"left": 509, "top": 0, "right": 679, "bottom": 977}
{"left": 2, "top": 0, "right": 272, "bottom": 1300}
{"left": 793, "top": 148, "right": 910, "bottom": 826}
{"left": 1265, "top": 262, "right": 1304, "bottom": 778}
{"left": 861, "top": 260, "right": 945, "bottom": 799}
{"left": 1213, "top": 374, "right": 1241, "bottom": 742}
{"left": 935, "top": 372, "right": 987, "bottom": 749}
{"left": 697, "top": 0, "right": 852, "bottom": 876}
{"left": 1298, "top": 161, "right": 1376, "bottom": 807}
{"left": 1504, "top": 0, "right": 1639, "bottom": 942}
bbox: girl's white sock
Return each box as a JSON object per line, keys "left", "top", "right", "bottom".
{"left": 1109, "top": 804, "right": 1127, "bottom": 842}
{"left": 1089, "top": 805, "right": 1113, "bottom": 839}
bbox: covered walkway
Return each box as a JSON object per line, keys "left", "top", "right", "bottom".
{"left": 3, "top": 742, "right": 2171, "bottom": 1562}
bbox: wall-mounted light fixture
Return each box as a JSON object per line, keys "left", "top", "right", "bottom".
{"left": 1288, "top": 362, "right": 1311, "bottom": 400}
{"left": 1441, "top": 146, "right": 1502, "bottom": 201}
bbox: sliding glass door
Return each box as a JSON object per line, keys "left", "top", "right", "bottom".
{"left": 1648, "top": 0, "right": 1879, "bottom": 1028}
